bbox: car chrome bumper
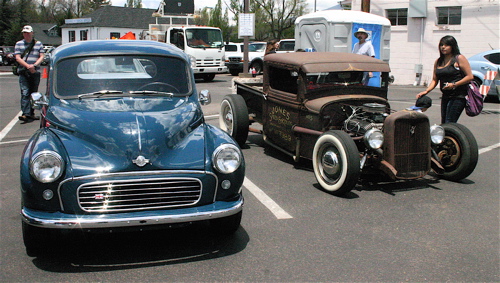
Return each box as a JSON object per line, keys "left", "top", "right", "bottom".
{"left": 21, "top": 197, "right": 243, "bottom": 229}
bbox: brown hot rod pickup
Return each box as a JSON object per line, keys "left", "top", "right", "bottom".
{"left": 219, "top": 52, "right": 478, "bottom": 195}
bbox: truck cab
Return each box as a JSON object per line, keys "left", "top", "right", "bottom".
{"left": 149, "top": 23, "right": 227, "bottom": 82}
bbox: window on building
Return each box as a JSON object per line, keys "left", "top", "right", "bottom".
{"left": 80, "top": 30, "right": 88, "bottom": 41}
{"left": 386, "top": 8, "right": 408, "bottom": 26}
{"left": 69, "top": 31, "right": 75, "bottom": 42}
{"left": 437, "top": 6, "right": 462, "bottom": 25}
{"left": 110, "top": 32, "right": 120, "bottom": 39}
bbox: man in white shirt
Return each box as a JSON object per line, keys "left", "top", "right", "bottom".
{"left": 352, "top": 28, "right": 376, "bottom": 84}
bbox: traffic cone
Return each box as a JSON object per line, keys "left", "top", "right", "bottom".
{"left": 42, "top": 68, "right": 48, "bottom": 79}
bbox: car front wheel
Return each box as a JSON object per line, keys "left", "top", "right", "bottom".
{"left": 433, "top": 123, "right": 478, "bottom": 181}
{"left": 22, "top": 222, "right": 52, "bottom": 256}
{"left": 210, "top": 211, "right": 242, "bottom": 235}
{"left": 313, "top": 130, "right": 360, "bottom": 195}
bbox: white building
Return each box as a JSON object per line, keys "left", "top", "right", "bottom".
{"left": 347, "top": 0, "right": 499, "bottom": 85}
{"left": 61, "top": 6, "right": 194, "bottom": 44}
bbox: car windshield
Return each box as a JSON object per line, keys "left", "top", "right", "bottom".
{"left": 305, "top": 72, "right": 366, "bottom": 90}
{"left": 3, "top": 46, "right": 14, "bottom": 53}
{"left": 186, "top": 28, "right": 223, "bottom": 48}
{"left": 55, "top": 55, "right": 191, "bottom": 98}
{"left": 249, "top": 43, "right": 266, "bottom": 52}
{"left": 226, "top": 44, "right": 238, "bottom": 52}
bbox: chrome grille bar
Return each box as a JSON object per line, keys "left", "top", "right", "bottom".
{"left": 78, "top": 178, "right": 202, "bottom": 212}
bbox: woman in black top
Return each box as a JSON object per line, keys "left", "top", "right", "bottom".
{"left": 417, "top": 35, "right": 473, "bottom": 123}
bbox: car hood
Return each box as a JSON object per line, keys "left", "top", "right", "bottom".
{"left": 46, "top": 97, "right": 206, "bottom": 175}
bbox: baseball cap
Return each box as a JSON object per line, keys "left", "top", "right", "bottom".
{"left": 410, "top": 95, "right": 432, "bottom": 110}
{"left": 22, "top": 25, "right": 33, "bottom": 33}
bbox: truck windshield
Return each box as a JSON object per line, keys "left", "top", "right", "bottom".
{"left": 186, "top": 28, "right": 223, "bottom": 48}
{"left": 55, "top": 55, "right": 191, "bottom": 98}
{"left": 306, "top": 72, "right": 366, "bottom": 90}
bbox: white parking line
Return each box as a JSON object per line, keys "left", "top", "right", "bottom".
{"left": 479, "top": 143, "right": 500, "bottom": 154}
{"left": 243, "top": 177, "right": 293, "bottom": 219}
{"left": 0, "top": 111, "right": 22, "bottom": 142}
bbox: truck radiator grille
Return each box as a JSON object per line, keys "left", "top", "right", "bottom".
{"left": 229, "top": 57, "right": 242, "bottom": 63}
{"left": 196, "top": 59, "right": 222, "bottom": 67}
{"left": 383, "top": 111, "right": 431, "bottom": 179}
{"left": 78, "top": 178, "right": 202, "bottom": 212}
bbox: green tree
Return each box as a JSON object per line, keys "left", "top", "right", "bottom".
{"left": 253, "top": 0, "right": 307, "bottom": 39}
{"left": 195, "top": 1, "right": 235, "bottom": 43}
{"left": 227, "top": 0, "right": 306, "bottom": 41}
{"left": 126, "top": 0, "right": 142, "bottom": 8}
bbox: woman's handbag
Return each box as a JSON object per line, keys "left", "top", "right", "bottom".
{"left": 465, "top": 80, "right": 484, "bottom": 117}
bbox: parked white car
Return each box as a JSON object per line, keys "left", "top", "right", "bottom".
{"left": 277, "top": 39, "right": 295, "bottom": 53}
{"left": 226, "top": 42, "right": 266, "bottom": 75}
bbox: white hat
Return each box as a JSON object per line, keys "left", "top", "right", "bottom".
{"left": 354, "top": 27, "right": 368, "bottom": 37}
{"left": 22, "top": 25, "right": 33, "bottom": 33}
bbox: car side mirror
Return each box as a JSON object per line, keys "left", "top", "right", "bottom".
{"left": 199, "top": 89, "right": 211, "bottom": 105}
{"left": 31, "top": 92, "right": 48, "bottom": 109}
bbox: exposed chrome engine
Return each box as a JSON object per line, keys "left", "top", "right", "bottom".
{"left": 343, "top": 103, "right": 388, "bottom": 136}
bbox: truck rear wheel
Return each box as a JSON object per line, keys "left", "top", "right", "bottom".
{"left": 219, "top": 95, "right": 249, "bottom": 147}
{"left": 313, "top": 130, "right": 360, "bottom": 195}
{"left": 433, "top": 123, "right": 478, "bottom": 181}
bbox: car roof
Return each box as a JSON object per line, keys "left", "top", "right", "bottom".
{"left": 264, "top": 52, "right": 391, "bottom": 72}
{"left": 469, "top": 49, "right": 500, "bottom": 61}
{"left": 51, "top": 40, "right": 189, "bottom": 63}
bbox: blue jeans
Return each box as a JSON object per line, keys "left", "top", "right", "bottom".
{"left": 441, "top": 95, "right": 466, "bottom": 124}
{"left": 19, "top": 71, "right": 41, "bottom": 116}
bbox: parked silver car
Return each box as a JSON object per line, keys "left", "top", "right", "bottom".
{"left": 469, "top": 49, "right": 500, "bottom": 101}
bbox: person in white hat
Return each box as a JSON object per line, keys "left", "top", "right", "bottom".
{"left": 352, "top": 28, "right": 376, "bottom": 84}
{"left": 352, "top": 27, "right": 375, "bottom": 57}
{"left": 14, "top": 25, "right": 45, "bottom": 122}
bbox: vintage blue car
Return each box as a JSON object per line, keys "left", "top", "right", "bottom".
{"left": 20, "top": 40, "right": 245, "bottom": 256}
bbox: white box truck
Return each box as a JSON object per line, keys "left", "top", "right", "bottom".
{"left": 145, "top": 4, "right": 227, "bottom": 82}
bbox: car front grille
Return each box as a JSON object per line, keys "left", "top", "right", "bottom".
{"left": 78, "top": 178, "right": 202, "bottom": 212}
{"left": 383, "top": 111, "right": 431, "bottom": 179}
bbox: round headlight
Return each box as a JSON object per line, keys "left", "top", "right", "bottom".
{"left": 30, "top": 151, "right": 64, "bottom": 183}
{"left": 364, "top": 128, "right": 384, "bottom": 149}
{"left": 430, "top": 124, "right": 445, "bottom": 144}
{"left": 212, "top": 144, "right": 242, "bottom": 174}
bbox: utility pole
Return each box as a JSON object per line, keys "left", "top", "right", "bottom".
{"left": 243, "top": 0, "right": 250, "bottom": 75}
{"left": 361, "top": 0, "right": 370, "bottom": 13}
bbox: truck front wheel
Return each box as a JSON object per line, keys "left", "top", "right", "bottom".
{"left": 203, "top": 74, "right": 216, "bottom": 82}
{"left": 313, "top": 130, "right": 360, "bottom": 195}
{"left": 219, "top": 95, "right": 249, "bottom": 147}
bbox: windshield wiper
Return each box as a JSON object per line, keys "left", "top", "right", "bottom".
{"left": 129, "top": 90, "right": 174, "bottom": 97}
{"left": 78, "top": 90, "right": 123, "bottom": 100}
